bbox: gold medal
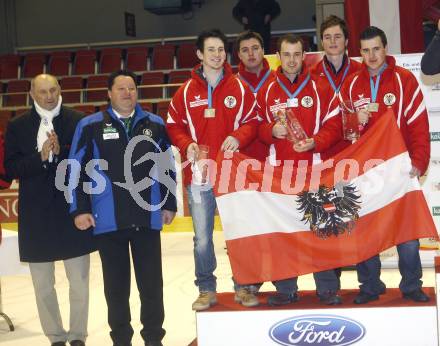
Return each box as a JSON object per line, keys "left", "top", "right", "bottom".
{"left": 287, "top": 98, "right": 299, "bottom": 108}
{"left": 204, "top": 108, "right": 216, "bottom": 118}
{"left": 367, "top": 103, "right": 379, "bottom": 112}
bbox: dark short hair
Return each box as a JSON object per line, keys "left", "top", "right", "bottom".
{"left": 107, "top": 70, "right": 138, "bottom": 90}
{"left": 195, "top": 29, "right": 228, "bottom": 52}
{"left": 360, "top": 26, "right": 388, "bottom": 47}
{"left": 235, "top": 30, "right": 264, "bottom": 51}
{"left": 320, "top": 15, "right": 348, "bottom": 40}
{"left": 277, "top": 34, "right": 304, "bottom": 53}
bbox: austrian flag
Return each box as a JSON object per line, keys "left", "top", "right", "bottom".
{"left": 214, "top": 109, "right": 438, "bottom": 284}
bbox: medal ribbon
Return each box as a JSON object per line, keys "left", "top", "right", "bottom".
{"left": 207, "top": 72, "right": 224, "bottom": 108}
{"left": 369, "top": 63, "right": 388, "bottom": 103}
{"left": 322, "top": 58, "right": 351, "bottom": 93}
{"left": 277, "top": 73, "right": 311, "bottom": 101}
{"left": 238, "top": 69, "right": 271, "bottom": 93}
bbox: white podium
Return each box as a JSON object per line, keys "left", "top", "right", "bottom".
{"left": 195, "top": 288, "right": 438, "bottom": 346}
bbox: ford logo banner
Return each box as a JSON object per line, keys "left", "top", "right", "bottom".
{"left": 269, "top": 314, "right": 365, "bottom": 346}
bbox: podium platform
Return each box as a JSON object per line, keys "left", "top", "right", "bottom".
{"left": 195, "top": 288, "right": 437, "bottom": 346}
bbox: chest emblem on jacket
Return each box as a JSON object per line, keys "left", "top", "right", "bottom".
{"left": 224, "top": 96, "right": 237, "bottom": 108}
{"left": 269, "top": 101, "right": 287, "bottom": 113}
{"left": 354, "top": 97, "right": 370, "bottom": 110}
{"left": 301, "top": 96, "right": 313, "bottom": 108}
{"left": 143, "top": 128, "right": 153, "bottom": 137}
{"left": 383, "top": 93, "right": 396, "bottom": 106}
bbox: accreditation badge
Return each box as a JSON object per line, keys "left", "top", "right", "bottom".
{"left": 103, "top": 126, "right": 119, "bottom": 140}
{"left": 366, "top": 103, "right": 379, "bottom": 112}
{"left": 204, "top": 108, "right": 216, "bottom": 118}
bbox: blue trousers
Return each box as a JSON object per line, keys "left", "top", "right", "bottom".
{"left": 356, "top": 240, "right": 422, "bottom": 295}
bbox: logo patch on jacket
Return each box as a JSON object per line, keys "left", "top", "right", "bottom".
{"left": 189, "top": 95, "right": 208, "bottom": 108}
{"left": 354, "top": 97, "right": 370, "bottom": 110}
{"left": 301, "top": 96, "right": 313, "bottom": 108}
{"left": 143, "top": 128, "right": 153, "bottom": 137}
{"left": 383, "top": 93, "right": 396, "bottom": 106}
{"left": 269, "top": 102, "right": 287, "bottom": 113}
{"left": 224, "top": 96, "right": 237, "bottom": 108}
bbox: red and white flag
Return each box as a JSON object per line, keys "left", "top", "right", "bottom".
{"left": 214, "top": 109, "right": 437, "bottom": 284}
{"left": 345, "top": 0, "right": 424, "bottom": 55}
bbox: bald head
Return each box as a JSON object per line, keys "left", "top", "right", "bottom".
{"left": 30, "top": 74, "right": 61, "bottom": 111}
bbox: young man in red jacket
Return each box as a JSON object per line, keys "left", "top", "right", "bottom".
{"left": 229, "top": 30, "right": 276, "bottom": 307}
{"left": 236, "top": 30, "right": 275, "bottom": 161}
{"left": 311, "top": 15, "right": 362, "bottom": 159}
{"left": 257, "top": 34, "right": 343, "bottom": 306}
{"left": 166, "top": 29, "right": 258, "bottom": 311}
{"left": 311, "top": 15, "right": 362, "bottom": 99}
{"left": 339, "top": 26, "right": 430, "bottom": 304}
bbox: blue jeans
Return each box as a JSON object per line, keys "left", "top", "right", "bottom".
{"left": 233, "top": 279, "right": 263, "bottom": 293}
{"left": 187, "top": 184, "right": 217, "bottom": 292}
{"left": 356, "top": 239, "right": 422, "bottom": 295}
{"left": 272, "top": 269, "right": 339, "bottom": 295}
{"left": 234, "top": 269, "right": 340, "bottom": 295}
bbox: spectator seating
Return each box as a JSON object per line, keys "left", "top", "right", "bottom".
{"left": 22, "top": 53, "right": 46, "bottom": 78}
{"left": 168, "top": 70, "right": 190, "bottom": 97}
{"left": 73, "top": 104, "right": 97, "bottom": 115}
{"left": 48, "top": 51, "right": 71, "bottom": 76}
{"left": 0, "top": 110, "right": 13, "bottom": 132}
{"left": 126, "top": 46, "right": 148, "bottom": 72}
{"left": 176, "top": 43, "right": 198, "bottom": 69}
{"left": 151, "top": 44, "right": 175, "bottom": 70}
{"left": 86, "top": 75, "right": 108, "bottom": 102}
{"left": 4, "top": 80, "right": 30, "bottom": 107}
{"left": 139, "top": 101, "right": 153, "bottom": 112}
{"left": 140, "top": 71, "right": 165, "bottom": 99}
{"left": 73, "top": 50, "right": 97, "bottom": 75}
{"left": 0, "top": 55, "right": 20, "bottom": 79}
{"left": 156, "top": 100, "right": 170, "bottom": 121}
{"left": 100, "top": 48, "right": 122, "bottom": 74}
{"left": 60, "top": 76, "right": 83, "bottom": 103}
{"left": 14, "top": 108, "right": 31, "bottom": 116}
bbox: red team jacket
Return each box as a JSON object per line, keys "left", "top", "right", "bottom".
{"left": 310, "top": 55, "right": 363, "bottom": 159}
{"left": 257, "top": 65, "right": 341, "bottom": 165}
{"left": 237, "top": 58, "right": 276, "bottom": 161}
{"left": 166, "top": 63, "right": 258, "bottom": 186}
{"left": 339, "top": 55, "right": 430, "bottom": 174}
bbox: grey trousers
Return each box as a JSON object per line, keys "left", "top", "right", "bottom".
{"left": 29, "top": 254, "right": 90, "bottom": 343}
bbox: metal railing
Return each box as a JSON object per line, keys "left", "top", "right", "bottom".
{"left": 0, "top": 83, "right": 181, "bottom": 110}
{"left": 14, "top": 29, "right": 316, "bottom": 53}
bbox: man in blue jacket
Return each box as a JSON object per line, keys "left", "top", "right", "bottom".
{"left": 68, "top": 70, "right": 177, "bottom": 346}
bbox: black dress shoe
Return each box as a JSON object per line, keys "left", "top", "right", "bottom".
{"left": 51, "top": 342, "right": 66, "bottom": 346}
{"left": 353, "top": 292, "right": 379, "bottom": 304}
{"left": 267, "top": 292, "right": 299, "bottom": 306}
{"left": 318, "top": 291, "right": 343, "bottom": 305}
{"left": 403, "top": 289, "right": 430, "bottom": 302}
